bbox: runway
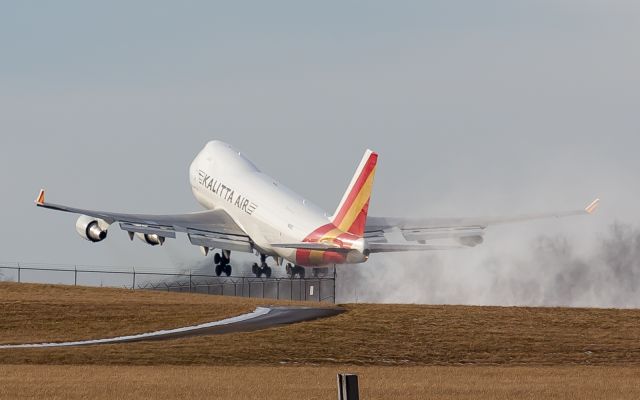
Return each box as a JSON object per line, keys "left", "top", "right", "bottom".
{"left": 0, "top": 306, "right": 343, "bottom": 349}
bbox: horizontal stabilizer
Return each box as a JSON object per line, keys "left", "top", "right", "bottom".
{"left": 367, "top": 243, "right": 463, "bottom": 253}
{"left": 272, "top": 242, "right": 350, "bottom": 252}
{"left": 273, "top": 242, "right": 463, "bottom": 253}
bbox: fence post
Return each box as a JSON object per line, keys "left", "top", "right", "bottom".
{"left": 74, "top": 266, "right": 77, "bottom": 286}
{"left": 337, "top": 374, "right": 359, "bottom": 400}
{"left": 189, "top": 270, "right": 192, "bottom": 293}
{"left": 132, "top": 267, "right": 136, "bottom": 290}
{"left": 334, "top": 265, "right": 337, "bottom": 304}
{"left": 17, "top": 263, "right": 21, "bottom": 283}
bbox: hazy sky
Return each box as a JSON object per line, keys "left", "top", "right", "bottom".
{"left": 1, "top": 1, "right": 638, "bottom": 275}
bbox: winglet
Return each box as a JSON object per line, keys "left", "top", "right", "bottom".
{"left": 35, "top": 189, "right": 46, "bottom": 205}
{"left": 585, "top": 198, "right": 600, "bottom": 214}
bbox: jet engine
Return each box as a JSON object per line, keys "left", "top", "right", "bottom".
{"left": 135, "top": 232, "right": 165, "bottom": 246}
{"left": 458, "top": 235, "right": 484, "bottom": 247}
{"left": 75, "top": 215, "right": 109, "bottom": 242}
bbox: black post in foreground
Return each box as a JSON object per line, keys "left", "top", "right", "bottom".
{"left": 337, "top": 373, "right": 359, "bottom": 400}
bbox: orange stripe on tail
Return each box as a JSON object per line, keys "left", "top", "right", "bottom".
{"left": 332, "top": 150, "right": 377, "bottom": 237}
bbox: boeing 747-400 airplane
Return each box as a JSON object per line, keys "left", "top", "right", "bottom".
{"left": 35, "top": 140, "right": 599, "bottom": 278}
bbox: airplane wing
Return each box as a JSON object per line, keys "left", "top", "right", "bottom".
{"left": 365, "top": 198, "right": 600, "bottom": 248}
{"left": 34, "top": 189, "right": 253, "bottom": 252}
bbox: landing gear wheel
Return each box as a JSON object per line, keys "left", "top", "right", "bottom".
{"left": 214, "top": 250, "right": 232, "bottom": 277}
{"left": 287, "top": 264, "right": 306, "bottom": 279}
{"left": 253, "top": 255, "right": 274, "bottom": 278}
{"left": 285, "top": 263, "right": 293, "bottom": 277}
{"left": 290, "top": 265, "right": 305, "bottom": 279}
{"left": 312, "top": 267, "right": 328, "bottom": 278}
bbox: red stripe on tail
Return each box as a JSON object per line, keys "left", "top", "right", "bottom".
{"left": 332, "top": 150, "right": 377, "bottom": 237}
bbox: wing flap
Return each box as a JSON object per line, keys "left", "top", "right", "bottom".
{"left": 401, "top": 227, "right": 485, "bottom": 242}
{"left": 119, "top": 223, "right": 177, "bottom": 239}
{"left": 188, "top": 233, "right": 253, "bottom": 253}
{"left": 368, "top": 243, "right": 463, "bottom": 253}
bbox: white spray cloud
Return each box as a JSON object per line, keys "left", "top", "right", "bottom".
{"left": 338, "top": 222, "right": 640, "bottom": 307}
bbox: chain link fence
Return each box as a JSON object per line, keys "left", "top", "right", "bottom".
{"left": 0, "top": 262, "right": 335, "bottom": 303}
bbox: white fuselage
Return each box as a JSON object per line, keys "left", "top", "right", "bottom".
{"left": 188, "top": 141, "right": 340, "bottom": 264}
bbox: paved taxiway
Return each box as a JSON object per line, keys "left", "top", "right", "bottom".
{"left": 0, "top": 306, "right": 343, "bottom": 349}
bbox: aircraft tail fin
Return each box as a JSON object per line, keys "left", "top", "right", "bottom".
{"left": 331, "top": 149, "right": 378, "bottom": 237}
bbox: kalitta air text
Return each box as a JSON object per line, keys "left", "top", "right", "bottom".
{"left": 197, "top": 170, "right": 257, "bottom": 215}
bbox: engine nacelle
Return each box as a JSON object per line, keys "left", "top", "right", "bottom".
{"left": 75, "top": 215, "right": 109, "bottom": 242}
{"left": 135, "top": 232, "right": 165, "bottom": 246}
{"left": 458, "top": 235, "right": 484, "bottom": 247}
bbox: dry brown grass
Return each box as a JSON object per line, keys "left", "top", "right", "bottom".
{"left": 1, "top": 365, "right": 639, "bottom": 400}
{"left": 0, "top": 282, "right": 315, "bottom": 344}
{"left": 1, "top": 283, "right": 640, "bottom": 367}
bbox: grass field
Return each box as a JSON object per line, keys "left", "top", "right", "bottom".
{"left": 1, "top": 282, "right": 639, "bottom": 366}
{"left": 2, "top": 282, "right": 640, "bottom": 399}
{"left": 0, "top": 282, "right": 312, "bottom": 344}
{"left": 2, "top": 365, "right": 639, "bottom": 400}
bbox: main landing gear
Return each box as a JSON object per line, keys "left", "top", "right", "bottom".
{"left": 286, "top": 263, "right": 306, "bottom": 279}
{"left": 214, "top": 250, "right": 232, "bottom": 277}
{"left": 252, "top": 254, "right": 272, "bottom": 278}
{"left": 249, "top": 255, "right": 312, "bottom": 279}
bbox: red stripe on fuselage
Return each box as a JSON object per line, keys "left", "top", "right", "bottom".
{"left": 303, "top": 223, "right": 336, "bottom": 241}
{"left": 295, "top": 223, "right": 361, "bottom": 267}
{"left": 295, "top": 223, "right": 335, "bottom": 266}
